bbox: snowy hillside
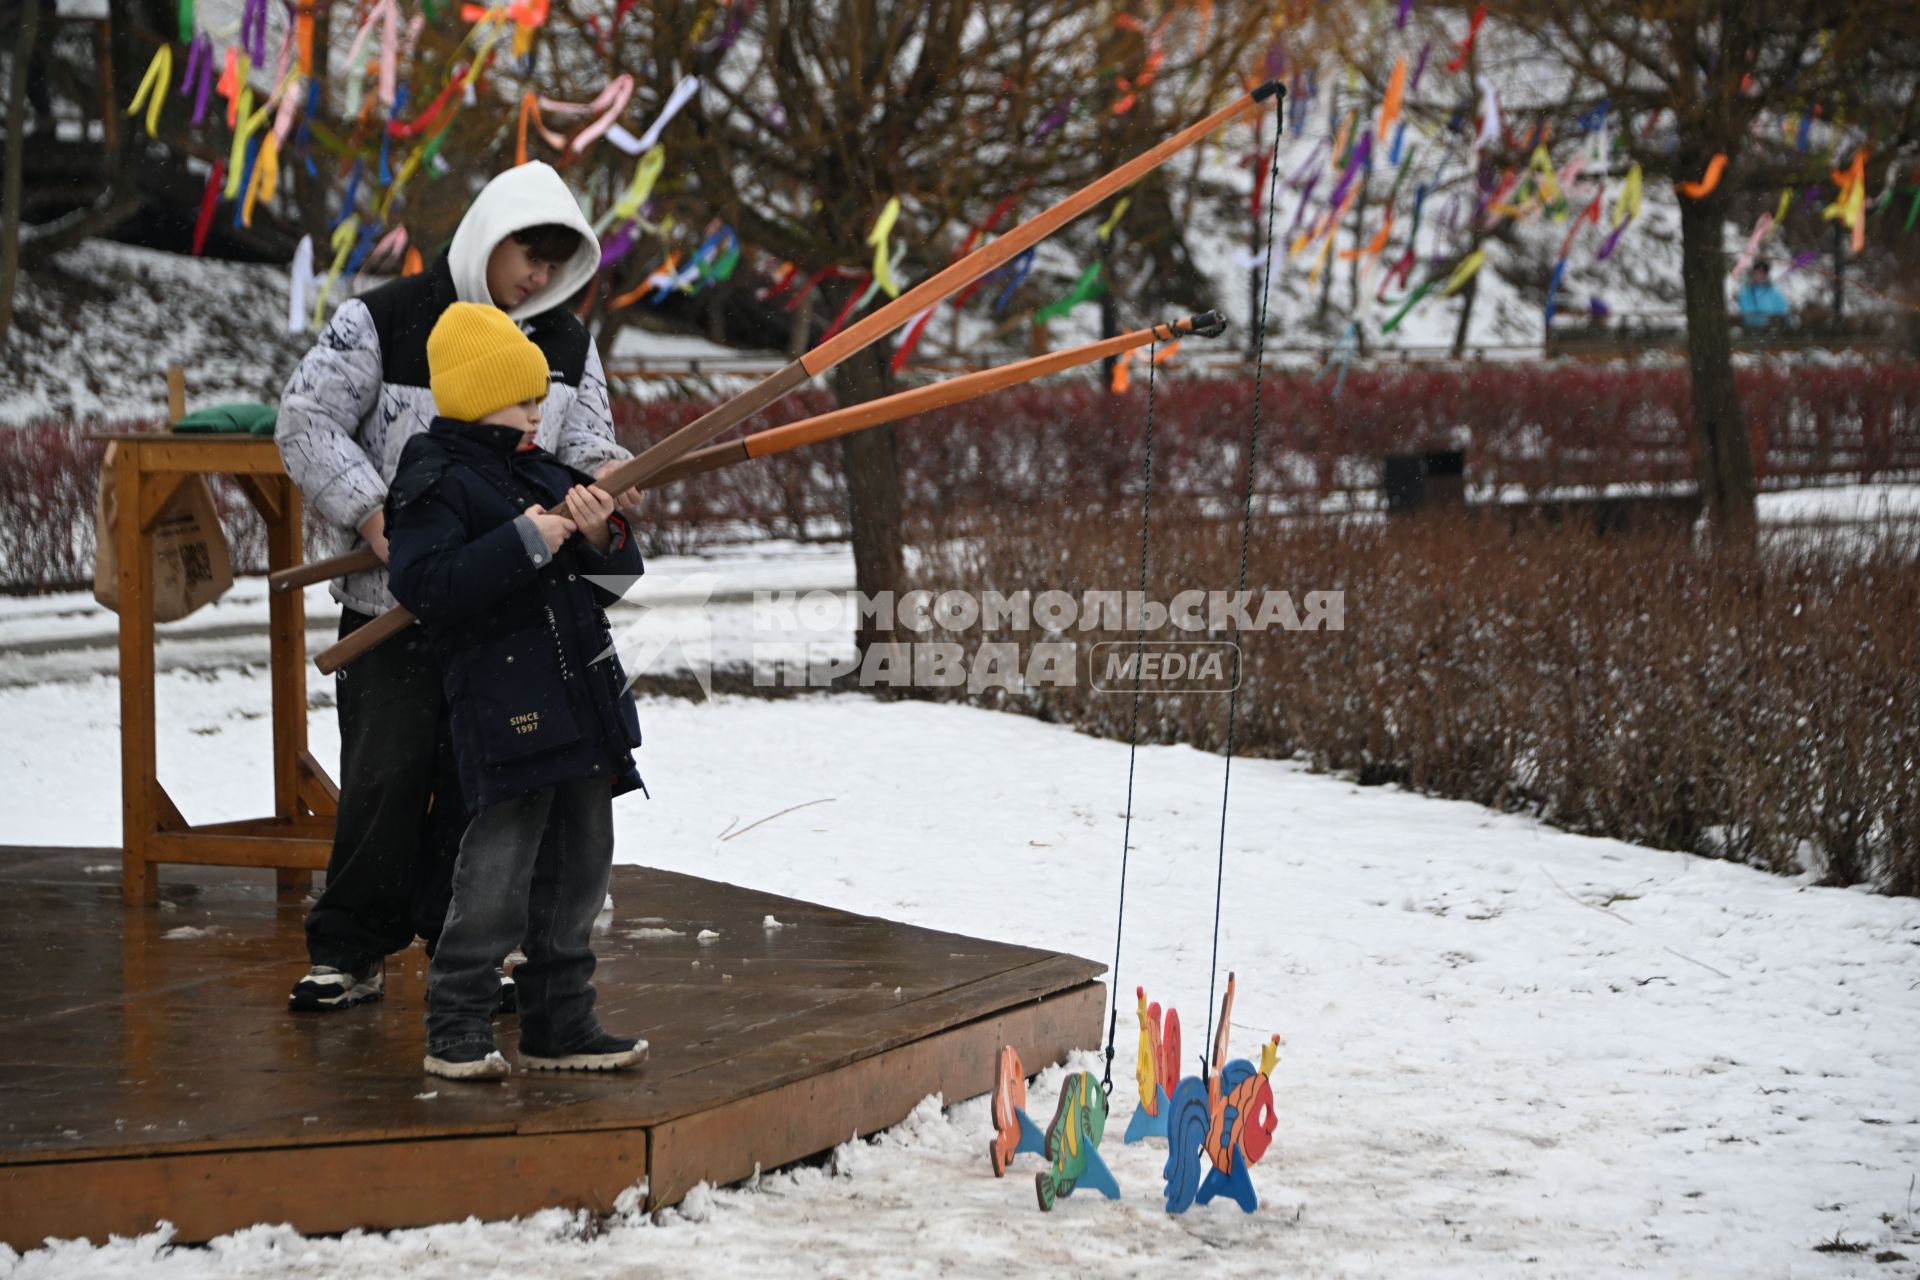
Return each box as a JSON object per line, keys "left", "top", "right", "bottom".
{"left": 0, "top": 117, "right": 1777, "bottom": 428}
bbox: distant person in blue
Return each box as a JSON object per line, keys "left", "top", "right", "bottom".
{"left": 1736, "top": 261, "right": 1791, "bottom": 330}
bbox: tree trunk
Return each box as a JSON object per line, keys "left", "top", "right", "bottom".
{"left": 0, "top": 0, "right": 46, "bottom": 342}
{"left": 1677, "top": 187, "right": 1757, "bottom": 544}
{"left": 1449, "top": 268, "right": 1477, "bottom": 359}
{"left": 14, "top": 1, "right": 147, "bottom": 277}
{"left": 831, "top": 338, "right": 906, "bottom": 667}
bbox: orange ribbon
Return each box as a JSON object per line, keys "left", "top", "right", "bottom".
{"left": 1676, "top": 153, "right": 1727, "bottom": 199}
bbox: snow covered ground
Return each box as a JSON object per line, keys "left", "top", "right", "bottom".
{"left": 3, "top": 539, "right": 1919, "bottom": 1278}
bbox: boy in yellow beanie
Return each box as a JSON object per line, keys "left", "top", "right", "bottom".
{"left": 386, "top": 302, "right": 648, "bottom": 1081}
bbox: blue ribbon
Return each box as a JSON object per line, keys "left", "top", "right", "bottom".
{"left": 993, "top": 248, "right": 1035, "bottom": 313}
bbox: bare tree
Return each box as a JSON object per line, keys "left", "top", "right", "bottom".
{"left": 1420, "top": 0, "right": 1920, "bottom": 541}
{"left": 555, "top": 0, "right": 1268, "bottom": 654}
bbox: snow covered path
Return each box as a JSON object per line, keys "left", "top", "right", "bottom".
{"left": 3, "top": 660, "right": 1918, "bottom": 1276}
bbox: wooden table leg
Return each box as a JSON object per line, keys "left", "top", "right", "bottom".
{"left": 266, "top": 475, "right": 314, "bottom": 901}
{"left": 116, "top": 446, "right": 158, "bottom": 905}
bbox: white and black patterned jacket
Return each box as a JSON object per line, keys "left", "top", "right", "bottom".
{"left": 277, "top": 163, "right": 625, "bottom": 615}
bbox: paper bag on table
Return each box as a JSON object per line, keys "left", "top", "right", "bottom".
{"left": 94, "top": 443, "right": 235, "bottom": 621}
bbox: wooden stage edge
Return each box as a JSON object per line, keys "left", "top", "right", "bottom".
{"left": 0, "top": 849, "right": 1105, "bottom": 1249}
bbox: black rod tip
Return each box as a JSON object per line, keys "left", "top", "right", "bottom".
{"left": 1186, "top": 310, "right": 1229, "bottom": 339}
{"left": 1252, "top": 80, "right": 1286, "bottom": 103}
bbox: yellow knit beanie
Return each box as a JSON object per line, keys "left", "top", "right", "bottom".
{"left": 427, "top": 302, "right": 551, "bottom": 422}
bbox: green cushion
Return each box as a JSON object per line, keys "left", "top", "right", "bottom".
{"left": 173, "top": 402, "right": 278, "bottom": 436}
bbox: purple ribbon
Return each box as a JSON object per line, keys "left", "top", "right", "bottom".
{"left": 241, "top": 0, "right": 268, "bottom": 67}
{"left": 181, "top": 35, "right": 215, "bottom": 126}
{"left": 1031, "top": 98, "right": 1072, "bottom": 144}
{"left": 1327, "top": 133, "right": 1372, "bottom": 208}
{"left": 600, "top": 221, "right": 640, "bottom": 268}
{"left": 1397, "top": 0, "right": 1413, "bottom": 29}
{"left": 1410, "top": 42, "right": 1431, "bottom": 94}
{"left": 1288, "top": 173, "right": 1321, "bottom": 233}
{"left": 1595, "top": 216, "right": 1631, "bottom": 261}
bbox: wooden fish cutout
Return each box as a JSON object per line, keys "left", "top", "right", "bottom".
{"left": 988, "top": 1044, "right": 1046, "bottom": 1176}
{"left": 1160, "top": 974, "right": 1282, "bottom": 1215}
{"left": 1035, "top": 1070, "right": 1120, "bottom": 1211}
{"left": 1122, "top": 986, "right": 1183, "bottom": 1144}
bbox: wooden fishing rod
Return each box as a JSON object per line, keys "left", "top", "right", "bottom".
{"left": 652, "top": 311, "right": 1225, "bottom": 486}
{"left": 315, "top": 82, "right": 1283, "bottom": 673}
{"left": 270, "top": 322, "right": 1228, "bottom": 602}
{"left": 278, "top": 311, "right": 1225, "bottom": 598}
{"left": 304, "top": 314, "right": 1225, "bottom": 668}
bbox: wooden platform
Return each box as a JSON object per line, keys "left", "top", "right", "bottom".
{"left": 0, "top": 848, "right": 1103, "bottom": 1249}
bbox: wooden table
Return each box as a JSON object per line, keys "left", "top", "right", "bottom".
{"left": 97, "top": 433, "right": 337, "bottom": 904}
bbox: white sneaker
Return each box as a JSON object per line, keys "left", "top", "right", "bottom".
{"left": 288, "top": 961, "right": 384, "bottom": 1011}
{"left": 423, "top": 1046, "right": 511, "bottom": 1081}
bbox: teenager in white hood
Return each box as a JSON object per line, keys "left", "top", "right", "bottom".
{"left": 276, "top": 161, "right": 640, "bottom": 1014}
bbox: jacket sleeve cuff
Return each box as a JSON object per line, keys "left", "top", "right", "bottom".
{"left": 310, "top": 463, "right": 388, "bottom": 533}
{"left": 512, "top": 514, "right": 554, "bottom": 568}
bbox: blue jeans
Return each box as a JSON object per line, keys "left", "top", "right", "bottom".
{"left": 425, "top": 778, "right": 615, "bottom": 1057}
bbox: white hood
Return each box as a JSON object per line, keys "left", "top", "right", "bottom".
{"left": 447, "top": 161, "right": 601, "bottom": 322}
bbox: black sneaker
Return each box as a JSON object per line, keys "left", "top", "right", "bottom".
{"left": 519, "top": 1030, "right": 648, "bottom": 1073}
{"left": 288, "top": 961, "right": 384, "bottom": 1012}
{"left": 423, "top": 1040, "right": 510, "bottom": 1081}
{"left": 495, "top": 969, "right": 517, "bottom": 1016}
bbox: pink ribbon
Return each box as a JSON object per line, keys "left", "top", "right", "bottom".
{"left": 537, "top": 75, "right": 634, "bottom": 156}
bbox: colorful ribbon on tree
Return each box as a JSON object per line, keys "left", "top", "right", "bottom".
{"left": 342, "top": 0, "right": 400, "bottom": 115}
{"left": 1675, "top": 153, "right": 1727, "bottom": 200}
{"left": 310, "top": 217, "right": 360, "bottom": 329}
{"left": 866, "top": 197, "right": 904, "bottom": 298}
{"left": 178, "top": 35, "right": 214, "bottom": 126}
{"left": 1440, "top": 248, "right": 1484, "bottom": 296}
{"left": 191, "top": 160, "right": 224, "bottom": 256}
{"left": 1378, "top": 56, "right": 1405, "bottom": 141}
{"left": 1728, "top": 213, "right": 1776, "bottom": 281}
{"left": 1034, "top": 261, "right": 1105, "bottom": 324}
{"left": 1825, "top": 150, "right": 1868, "bottom": 253}
{"left": 288, "top": 234, "right": 318, "bottom": 332}
{"left": 607, "top": 75, "right": 701, "bottom": 155}
{"left": 1446, "top": 4, "right": 1486, "bottom": 73}
{"left": 595, "top": 144, "right": 666, "bottom": 236}
{"left": 126, "top": 46, "right": 173, "bottom": 138}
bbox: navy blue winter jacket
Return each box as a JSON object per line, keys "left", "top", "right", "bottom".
{"left": 386, "top": 418, "right": 645, "bottom": 811}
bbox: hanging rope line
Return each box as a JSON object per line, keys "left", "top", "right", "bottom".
{"left": 1203, "top": 112, "right": 1285, "bottom": 1064}
{"left": 1101, "top": 336, "right": 1160, "bottom": 1097}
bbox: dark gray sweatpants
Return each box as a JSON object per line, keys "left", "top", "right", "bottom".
{"left": 425, "top": 778, "right": 615, "bottom": 1058}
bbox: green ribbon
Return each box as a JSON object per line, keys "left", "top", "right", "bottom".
{"left": 1033, "top": 261, "right": 1105, "bottom": 324}
{"left": 1381, "top": 278, "right": 1440, "bottom": 335}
